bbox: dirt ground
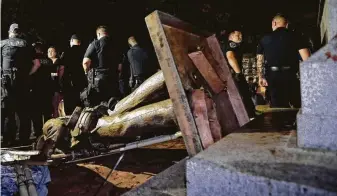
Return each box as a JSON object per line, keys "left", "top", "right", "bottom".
{"left": 48, "top": 138, "right": 187, "bottom": 196}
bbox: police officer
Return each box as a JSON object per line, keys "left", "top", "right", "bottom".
{"left": 119, "top": 53, "right": 131, "bottom": 97}
{"left": 127, "top": 36, "right": 149, "bottom": 91}
{"left": 30, "top": 42, "right": 54, "bottom": 137}
{"left": 225, "top": 30, "right": 256, "bottom": 118}
{"left": 82, "top": 26, "right": 121, "bottom": 107}
{"left": 62, "top": 34, "right": 87, "bottom": 115}
{"left": 1, "top": 23, "right": 40, "bottom": 146}
{"left": 257, "top": 14, "right": 311, "bottom": 108}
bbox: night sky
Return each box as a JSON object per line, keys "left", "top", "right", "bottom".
{"left": 1, "top": 0, "right": 320, "bottom": 54}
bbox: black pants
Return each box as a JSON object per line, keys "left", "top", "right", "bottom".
{"left": 1, "top": 75, "right": 31, "bottom": 145}
{"left": 266, "top": 69, "right": 300, "bottom": 108}
{"left": 130, "top": 76, "right": 144, "bottom": 92}
{"left": 119, "top": 79, "right": 131, "bottom": 98}
{"left": 81, "top": 70, "right": 120, "bottom": 107}
{"left": 233, "top": 73, "right": 256, "bottom": 118}
{"left": 63, "top": 88, "right": 82, "bottom": 115}
{"left": 30, "top": 89, "right": 53, "bottom": 137}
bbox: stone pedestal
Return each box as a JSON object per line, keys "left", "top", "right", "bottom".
{"left": 297, "top": 36, "right": 337, "bottom": 150}
{"left": 186, "top": 131, "right": 337, "bottom": 196}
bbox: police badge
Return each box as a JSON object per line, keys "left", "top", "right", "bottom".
{"left": 229, "top": 42, "right": 237, "bottom": 48}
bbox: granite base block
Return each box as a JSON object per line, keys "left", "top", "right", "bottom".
{"left": 297, "top": 110, "right": 337, "bottom": 151}
{"left": 186, "top": 131, "right": 337, "bottom": 196}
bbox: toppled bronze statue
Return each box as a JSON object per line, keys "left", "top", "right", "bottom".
{"left": 36, "top": 71, "right": 178, "bottom": 158}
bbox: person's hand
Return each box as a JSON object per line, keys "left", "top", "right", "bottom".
{"left": 129, "top": 79, "right": 133, "bottom": 88}
{"left": 258, "top": 77, "right": 268, "bottom": 87}
{"left": 234, "top": 72, "right": 242, "bottom": 82}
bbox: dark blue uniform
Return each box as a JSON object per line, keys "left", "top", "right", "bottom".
{"left": 30, "top": 53, "right": 54, "bottom": 136}
{"left": 127, "top": 44, "right": 149, "bottom": 91}
{"left": 82, "top": 36, "right": 121, "bottom": 107}
{"left": 257, "top": 27, "right": 308, "bottom": 107}
{"left": 1, "top": 37, "right": 34, "bottom": 145}
{"left": 225, "top": 41, "right": 256, "bottom": 118}
{"left": 62, "top": 45, "right": 87, "bottom": 114}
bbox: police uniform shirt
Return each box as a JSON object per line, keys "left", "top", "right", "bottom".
{"left": 127, "top": 45, "right": 148, "bottom": 76}
{"left": 62, "top": 45, "right": 87, "bottom": 90}
{"left": 257, "top": 27, "right": 309, "bottom": 68}
{"left": 1, "top": 37, "right": 35, "bottom": 75}
{"left": 224, "top": 41, "right": 243, "bottom": 69}
{"left": 84, "top": 36, "right": 120, "bottom": 71}
{"left": 32, "top": 53, "right": 53, "bottom": 90}
{"left": 51, "top": 58, "right": 64, "bottom": 92}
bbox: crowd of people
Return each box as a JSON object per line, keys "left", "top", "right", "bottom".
{"left": 1, "top": 13, "right": 312, "bottom": 147}
{"left": 222, "top": 13, "right": 311, "bottom": 112}
{"left": 1, "top": 25, "right": 150, "bottom": 147}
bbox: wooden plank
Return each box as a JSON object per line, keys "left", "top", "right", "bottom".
{"left": 145, "top": 11, "right": 203, "bottom": 156}
{"left": 214, "top": 91, "right": 240, "bottom": 135}
{"left": 204, "top": 96, "right": 222, "bottom": 142}
{"left": 154, "top": 11, "right": 212, "bottom": 38}
{"left": 190, "top": 90, "right": 214, "bottom": 149}
{"left": 188, "top": 51, "right": 226, "bottom": 94}
{"left": 206, "top": 35, "right": 250, "bottom": 126}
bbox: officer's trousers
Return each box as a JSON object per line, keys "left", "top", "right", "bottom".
{"left": 130, "top": 76, "right": 145, "bottom": 92}
{"left": 30, "top": 89, "right": 53, "bottom": 137}
{"left": 81, "top": 70, "right": 120, "bottom": 108}
{"left": 233, "top": 73, "right": 256, "bottom": 118}
{"left": 63, "top": 88, "right": 82, "bottom": 115}
{"left": 266, "top": 69, "right": 301, "bottom": 108}
{"left": 1, "top": 77, "right": 31, "bottom": 145}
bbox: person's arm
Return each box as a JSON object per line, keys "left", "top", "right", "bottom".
{"left": 29, "top": 59, "right": 41, "bottom": 75}
{"left": 256, "top": 54, "right": 264, "bottom": 79}
{"left": 299, "top": 48, "right": 310, "bottom": 61}
{"left": 82, "top": 58, "right": 91, "bottom": 74}
{"left": 297, "top": 33, "right": 311, "bottom": 61}
{"left": 83, "top": 42, "right": 95, "bottom": 74}
{"left": 118, "top": 63, "right": 122, "bottom": 78}
{"left": 257, "top": 54, "right": 268, "bottom": 87}
{"left": 226, "top": 51, "right": 241, "bottom": 73}
{"left": 127, "top": 50, "right": 134, "bottom": 87}
{"left": 256, "top": 41, "right": 268, "bottom": 87}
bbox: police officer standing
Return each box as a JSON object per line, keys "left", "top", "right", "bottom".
{"left": 257, "top": 14, "right": 311, "bottom": 108}
{"left": 30, "top": 42, "right": 54, "bottom": 137}
{"left": 1, "top": 23, "right": 40, "bottom": 146}
{"left": 127, "top": 36, "right": 149, "bottom": 91}
{"left": 82, "top": 26, "right": 121, "bottom": 107}
{"left": 62, "top": 34, "right": 87, "bottom": 114}
{"left": 225, "top": 30, "right": 256, "bottom": 118}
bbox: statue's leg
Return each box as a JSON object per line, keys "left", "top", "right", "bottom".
{"left": 96, "top": 99, "right": 177, "bottom": 138}
{"left": 110, "top": 70, "right": 166, "bottom": 115}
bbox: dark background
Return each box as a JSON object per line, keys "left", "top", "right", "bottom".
{"left": 1, "top": 0, "right": 321, "bottom": 55}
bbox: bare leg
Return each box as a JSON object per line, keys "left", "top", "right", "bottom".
{"left": 97, "top": 99, "right": 176, "bottom": 137}
{"left": 110, "top": 70, "right": 166, "bottom": 115}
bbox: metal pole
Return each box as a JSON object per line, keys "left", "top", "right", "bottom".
{"left": 65, "top": 132, "right": 182, "bottom": 164}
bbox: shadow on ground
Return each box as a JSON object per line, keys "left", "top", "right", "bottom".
{"left": 48, "top": 139, "right": 187, "bottom": 196}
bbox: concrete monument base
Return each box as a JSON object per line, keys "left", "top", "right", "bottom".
{"left": 186, "top": 130, "right": 337, "bottom": 196}
{"left": 297, "top": 109, "right": 337, "bottom": 150}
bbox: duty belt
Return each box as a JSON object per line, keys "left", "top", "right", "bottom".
{"left": 269, "top": 66, "right": 291, "bottom": 71}
{"left": 1, "top": 68, "right": 17, "bottom": 75}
